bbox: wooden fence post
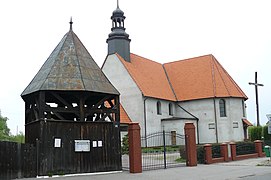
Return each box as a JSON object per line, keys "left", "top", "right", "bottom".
{"left": 128, "top": 123, "right": 142, "bottom": 173}
{"left": 184, "top": 123, "right": 197, "bottom": 166}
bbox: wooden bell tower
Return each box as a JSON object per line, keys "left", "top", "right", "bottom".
{"left": 21, "top": 20, "right": 121, "bottom": 176}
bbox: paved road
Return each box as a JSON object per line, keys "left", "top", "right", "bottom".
{"left": 21, "top": 157, "right": 271, "bottom": 180}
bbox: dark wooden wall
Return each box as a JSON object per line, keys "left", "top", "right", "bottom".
{"left": 0, "top": 141, "right": 37, "bottom": 179}
{"left": 26, "top": 120, "right": 121, "bottom": 176}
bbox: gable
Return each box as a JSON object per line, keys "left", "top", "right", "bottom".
{"left": 117, "top": 53, "right": 176, "bottom": 101}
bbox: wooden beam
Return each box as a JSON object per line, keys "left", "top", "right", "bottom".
{"left": 50, "top": 92, "right": 73, "bottom": 109}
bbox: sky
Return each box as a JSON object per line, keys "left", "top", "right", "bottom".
{"left": 0, "top": 0, "right": 270, "bottom": 134}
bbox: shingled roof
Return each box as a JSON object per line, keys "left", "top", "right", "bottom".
{"left": 116, "top": 53, "right": 247, "bottom": 101}
{"left": 22, "top": 26, "right": 119, "bottom": 97}
{"left": 164, "top": 54, "right": 248, "bottom": 101}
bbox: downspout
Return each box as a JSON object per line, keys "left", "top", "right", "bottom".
{"left": 177, "top": 104, "right": 200, "bottom": 144}
{"left": 143, "top": 96, "right": 149, "bottom": 147}
{"left": 213, "top": 98, "right": 219, "bottom": 143}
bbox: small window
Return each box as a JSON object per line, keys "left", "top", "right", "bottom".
{"left": 219, "top": 99, "right": 226, "bottom": 117}
{"left": 157, "top": 101, "right": 161, "bottom": 115}
{"left": 169, "top": 103, "right": 173, "bottom": 116}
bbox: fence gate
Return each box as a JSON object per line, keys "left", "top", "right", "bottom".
{"left": 140, "top": 130, "right": 186, "bottom": 170}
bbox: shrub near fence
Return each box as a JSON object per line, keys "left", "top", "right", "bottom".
{"left": 0, "top": 141, "right": 37, "bottom": 179}
{"left": 248, "top": 126, "right": 263, "bottom": 141}
{"left": 236, "top": 142, "right": 256, "bottom": 156}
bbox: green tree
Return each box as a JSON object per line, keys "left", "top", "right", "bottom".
{"left": 0, "top": 112, "right": 25, "bottom": 143}
{"left": 0, "top": 113, "right": 11, "bottom": 141}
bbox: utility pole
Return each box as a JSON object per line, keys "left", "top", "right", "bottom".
{"left": 249, "top": 72, "right": 264, "bottom": 126}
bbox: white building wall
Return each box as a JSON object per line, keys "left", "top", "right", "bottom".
{"left": 145, "top": 98, "right": 197, "bottom": 140}
{"left": 102, "top": 54, "right": 145, "bottom": 133}
{"left": 144, "top": 98, "right": 174, "bottom": 134}
{"left": 179, "top": 97, "right": 246, "bottom": 144}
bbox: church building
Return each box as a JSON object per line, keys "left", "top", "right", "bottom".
{"left": 102, "top": 5, "right": 252, "bottom": 144}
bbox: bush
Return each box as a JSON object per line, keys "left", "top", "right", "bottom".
{"left": 121, "top": 134, "right": 129, "bottom": 154}
{"left": 211, "top": 143, "right": 221, "bottom": 158}
{"left": 248, "top": 126, "right": 263, "bottom": 141}
{"left": 197, "top": 145, "right": 205, "bottom": 164}
{"left": 236, "top": 141, "right": 255, "bottom": 155}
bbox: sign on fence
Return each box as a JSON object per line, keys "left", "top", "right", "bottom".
{"left": 75, "top": 140, "right": 90, "bottom": 152}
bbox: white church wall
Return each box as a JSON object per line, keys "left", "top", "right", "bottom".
{"left": 178, "top": 99, "right": 216, "bottom": 143}
{"left": 216, "top": 98, "right": 245, "bottom": 142}
{"left": 144, "top": 98, "right": 174, "bottom": 135}
{"left": 179, "top": 97, "right": 245, "bottom": 144}
{"left": 102, "top": 54, "right": 145, "bottom": 132}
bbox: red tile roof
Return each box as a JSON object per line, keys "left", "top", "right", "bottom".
{"left": 104, "top": 100, "right": 132, "bottom": 124}
{"left": 120, "top": 104, "right": 132, "bottom": 124}
{"left": 164, "top": 54, "right": 248, "bottom": 101}
{"left": 117, "top": 53, "right": 176, "bottom": 101}
{"left": 242, "top": 119, "right": 253, "bottom": 126}
{"left": 115, "top": 53, "right": 247, "bottom": 102}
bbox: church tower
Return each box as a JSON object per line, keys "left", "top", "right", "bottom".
{"left": 106, "top": 1, "right": 131, "bottom": 62}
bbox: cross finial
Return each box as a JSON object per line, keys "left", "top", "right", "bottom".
{"left": 117, "top": 0, "right": 119, "bottom": 8}
{"left": 69, "top": 17, "right": 73, "bottom": 31}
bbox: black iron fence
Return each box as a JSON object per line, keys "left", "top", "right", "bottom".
{"left": 140, "top": 131, "right": 185, "bottom": 170}
{"left": 0, "top": 141, "right": 37, "bottom": 179}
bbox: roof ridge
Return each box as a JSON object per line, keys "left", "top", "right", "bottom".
{"left": 163, "top": 54, "right": 213, "bottom": 65}
{"left": 162, "top": 64, "right": 178, "bottom": 101}
{"left": 40, "top": 31, "right": 70, "bottom": 90}
{"left": 210, "top": 55, "right": 217, "bottom": 97}
{"left": 130, "top": 53, "right": 163, "bottom": 65}
{"left": 71, "top": 31, "right": 86, "bottom": 90}
{"left": 212, "top": 56, "right": 248, "bottom": 99}
{"left": 212, "top": 56, "right": 231, "bottom": 96}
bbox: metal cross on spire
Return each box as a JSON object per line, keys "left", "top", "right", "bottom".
{"left": 249, "top": 71, "right": 264, "bottom": 126}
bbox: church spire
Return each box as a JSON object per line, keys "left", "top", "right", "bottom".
{"left": 69, "top": 17, "right": 73, "bottom": 31}
{"left": 106, "top": 1, "right": 131, "bottom": 62}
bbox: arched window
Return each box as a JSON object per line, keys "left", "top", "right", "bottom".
{"left": 169, "top": 103, "right": 173, "bottom": 116}
{"left": 219, "top": 99, "right": 226, "bottom": 117}
{"left": 157, "top": 101, "right": 161, "bottom": 115}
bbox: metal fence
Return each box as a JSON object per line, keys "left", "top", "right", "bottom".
{"left": 140, "top": 131, "right": 186, "bottom": 170}
{"left": 236, "top": 142, "right": 256, "bottom": 156}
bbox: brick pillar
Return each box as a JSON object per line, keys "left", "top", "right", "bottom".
{"left": 254, "top": 140, "right": 263, "bottom": 157}
{"left": 128, "top": 123, "right": 142, "bottom": 173}
{"left": 230, "top": 142, "right": 236, "bottom": 161}
{"left": 184, "top": 123, "right": 197, "bottom": 166}
{"left": 204, "top": 144, "right": 212, "bottom": 164}
{"left": 220, "top": 143, "right": 229, "bottom": 162}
